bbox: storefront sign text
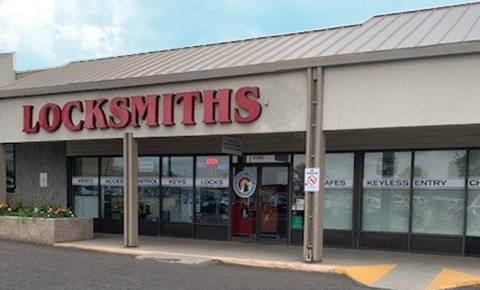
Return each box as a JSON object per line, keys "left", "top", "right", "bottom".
{"left": 23, "top": 87, "right": 262, "bottom": 133}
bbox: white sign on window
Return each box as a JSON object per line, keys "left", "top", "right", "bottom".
{"left": 195, "top": 178, "right": 229, "bottom": 188}
{"left": 139, "top": 161, "right": 155, "bottom": 173}
{"left": 468, "top": 179, "right": 480, "bottom": 188}
{"left": 100, "top": 177, "right": 123, "bottom": 186}
{"left": 40, "top": 172, "right": 48, "bottom": 188}
{"left": 161, "top": 177, "right": 193, "bottom": 187}
{"left": 138, "top": 177, "right": 160, "bottom": 187}
{"left": 221, "top": 136, "right": 242, "bottom": 156}
{"left": 324, "top": 179, "right": 354, "bottom": 189}
{"left": 72, "top": 176, "right": 99, "bottom": 186}
{"left": 413, "top": 179, "right": 464, "bottom": 189}
{"left": 304, "top": 167, "right": 320, "bottom": 192}
{"left": 363, "top": 179, "right": 410, "bottom": 189}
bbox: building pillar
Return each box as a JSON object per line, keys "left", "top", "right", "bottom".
{"left": 0, "top": 144, "right": 6, "bottom": 203}
{"left": 303, "top": 67, "right": 326, "bottom": 262}
{"left": 123, "top": 133, "right": 138, "bottom": 247}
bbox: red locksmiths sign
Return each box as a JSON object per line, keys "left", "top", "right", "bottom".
{"left": 23, "top": 87, "right": 261, "bottom": 133}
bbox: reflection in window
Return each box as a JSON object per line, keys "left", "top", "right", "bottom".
{"left": 291, "top": 154, "right": 305, "bottom": 230}
{"left": 412, "top": 150, "right": 466, "bottom": 235}
{"left": 291, "top": 153, "right": 354, "bottom": 230}
{"left": 138, "top": 157, "right": 160, "bottom": 222}
{"left": 161, "top": 157, "right": 193, "bottom": 223}
{"left": 324, "top": 153, "right": 354, "bottom": 230}
{"left": 5, "top": 144, "right": 14, "bottom": 192}
{"left": 101, "top": 157, "right": 124, "bottom": 220}
{"left": 72, "top": 158, "right": 99, "bottom": 218}
{"left": 362, "top": 152, "right": 411, "bottom": 233}
{"left": 261, "top": 166, "right": 288, "bottom": 239}
{"left": 467, "top": 150, "right": 480, "bottom": 237}
{"left": 195, "top": 156, "right": 230, "bottom": 225}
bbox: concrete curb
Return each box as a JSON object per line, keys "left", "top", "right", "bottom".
{"left": 54, "top": 243, "right": 336, "bottom": 273}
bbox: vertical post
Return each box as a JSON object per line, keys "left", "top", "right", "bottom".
{"left": 303, "top": 67, "right": 326, "bottom": 262}
{"left": 0, "top": 144, "right": 6, "bottom": 203}
{"left": 123, "top": 133, "right": 138, "bottom": 247}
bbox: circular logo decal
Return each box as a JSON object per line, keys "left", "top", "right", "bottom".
{"left": 233, "top": 171, "right": 257, "bottom": 198}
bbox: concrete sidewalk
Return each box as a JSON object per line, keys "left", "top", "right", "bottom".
{"left": 55, "top": 234, "right": 480, "bottom": 290}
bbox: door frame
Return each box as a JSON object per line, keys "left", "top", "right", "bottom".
{"left": 229, "top": 162, "right": 292, "bottom": 244}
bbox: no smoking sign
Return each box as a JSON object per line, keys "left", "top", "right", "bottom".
{"left": 304, "top": 167, "right": 320, "bottom": 192}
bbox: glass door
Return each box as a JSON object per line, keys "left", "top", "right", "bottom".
{"left": 260, "top": 165, "right": 289, "bottom": 242}
{"left": 232, "top": 166, "right": 258, "bottom": 240}
{"left": 231, "top": 164, "right": 290, "bottom": 243}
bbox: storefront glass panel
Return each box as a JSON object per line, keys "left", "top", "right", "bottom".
{"left": 324, "top": 153, "right": 354, "bottom": 230}
{"left": 412, "top": 150, "right": 466, "bottom": 235}
{"left": 291, "top": 153, "right": 354, "bottom": 230}
{"left": 138, "top": 157, "right": 160, "bottom": 222}
{"left": 101, "top": 157, "right": 124, "bottom": 220}
{"left": 72, "top": 158, "right": 99, "bottom": 218}
{"left": 5, "top": 144, "right": 14, "bottom": 192}
{"left": 291, "top": 154, "right": 305, "bottom": 230}
{"left": 195, "top": 156, "right": 229, "bottom": 225}
{"left": 467, "top": 150, "right": 480, "bottom": 237}
{"left": 261, "top": 165, "right": 288, "bottom": 240}
{"left": 362, "top": 152, "right": 411, "bottom": 233}
{"left": 161, "top": 156, "right": 193, "bottom": 223}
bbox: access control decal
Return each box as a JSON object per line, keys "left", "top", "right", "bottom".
{"left": 23, "top": 86, "right": 262, "bottom": 133}
{"left": 233, "top": 171, "right": 257, "bottom": 198}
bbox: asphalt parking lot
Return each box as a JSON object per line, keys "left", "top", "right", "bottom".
{"left": 0, "top": 240, "right": 369, "bottom": 290}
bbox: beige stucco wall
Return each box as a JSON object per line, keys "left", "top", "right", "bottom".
{"left": 323, "top": 53, "right": 480, "bottom": 131}
{"left": 0, "top": 53, "right": 15, "bottom": 87}
{"left": 0, "top": 71, "right": 308, "bottom": 143}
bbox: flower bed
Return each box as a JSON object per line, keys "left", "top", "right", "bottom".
{"left": 0, "top": 202, "right": 93, "bottom": 245}
{"left": 0, "top": 202, "right": 75, "bottom": 218}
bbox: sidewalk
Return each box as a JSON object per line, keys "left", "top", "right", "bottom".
{"left": 55, "top": 234, "right": 480, "bottom": 290}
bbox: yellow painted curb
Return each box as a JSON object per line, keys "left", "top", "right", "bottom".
{"left": 334, "top": 264, "right": 397, "bottom": 286}
{"left": 427, "top": 268, "right": 480, "bottom": 290}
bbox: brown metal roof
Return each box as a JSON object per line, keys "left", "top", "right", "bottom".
{"left": 1, "top": 2, "right": 480, "bottom": 97}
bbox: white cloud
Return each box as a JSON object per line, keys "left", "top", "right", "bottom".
{"left": 0, "top": 0, "right": 141, "bottom": 67}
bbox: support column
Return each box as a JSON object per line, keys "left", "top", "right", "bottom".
{"left": 303, "top": 67, "right": 326, "bottom": 262}
{"left": 123, "top": 133, "right": 138, "bottom": 247}
{"left": 0, "top": 144, "right": 6, "bottom": 203}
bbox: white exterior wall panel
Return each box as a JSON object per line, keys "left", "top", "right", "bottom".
{"left": 323, "top": 54, "right": 480, "bottom": 131}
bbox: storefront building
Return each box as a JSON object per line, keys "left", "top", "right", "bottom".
{"left": 1, "top": 3, "right": 480, "bottom": 260}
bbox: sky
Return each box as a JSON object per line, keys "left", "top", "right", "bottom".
{"left": 0, "top": 0, "right": 474, "bottom": 70}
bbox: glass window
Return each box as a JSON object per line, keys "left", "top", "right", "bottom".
{"left": 195, "top": 156, "right": 230, "bottom": 225}
{"left": 291, "top": 153, "right": 354, "bottom": 230}
{"left": 412, "top": 150, "right": 466, "bottom": 235}
{"left": 467, "top": 150, "right": 480, "bottom": 237}
{"left": 291, "top": 154, "right": 305, "bottom": 230}
{"left": 72, "top": 158, "right": 99, "bottom": 218}
{"left": 138, "top": 157, "right": 160, "bottom": 222}
{"left": 161, "top": 157, "right": 193, "bottom": 223}
{"left": 362, "top": 152, "right": 411, "bottom": 233}
{"left": 5, "top": 144, "right": 14, "bottom": 192}
{"left": 324, "top": 153, "right": 354, "bottom": 230}
{"left": 101, "top": 157, "right": 124, "bottom": 220}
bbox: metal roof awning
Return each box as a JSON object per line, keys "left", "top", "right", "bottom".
{"left": 1, "top": 2, "right": 480, "bottom": 98}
